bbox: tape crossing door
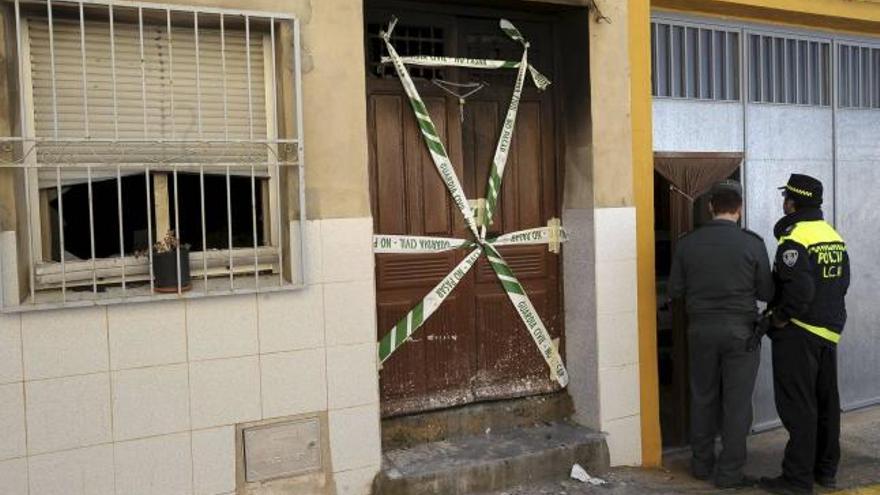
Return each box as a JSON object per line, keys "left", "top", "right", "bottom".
{"left": 367, "top": 13, "right": 564, "bottom": 416}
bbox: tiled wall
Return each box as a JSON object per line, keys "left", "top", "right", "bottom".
{"left": 0, "top": 217, "right": 381, "bottom": 495}
{"left": 593, "top": 207, "right": 642, "bottom": 466}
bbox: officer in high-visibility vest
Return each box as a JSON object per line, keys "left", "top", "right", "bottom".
{"left": 760, "top": 174, "right": 850, "bottom": 495}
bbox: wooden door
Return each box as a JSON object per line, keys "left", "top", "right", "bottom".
{"left": 367, "top": 9, "right": 562, "bottom": 417}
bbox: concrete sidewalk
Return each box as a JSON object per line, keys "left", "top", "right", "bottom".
{"left": 493, "top": 406, "right": 880, "bottom": 495}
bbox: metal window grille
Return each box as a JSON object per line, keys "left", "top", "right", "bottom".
{"left": 651, "top": 20, "right": 740, "bottom": 101}
{"left": 838, "top": 43, "right": 880, "bottom": 109}
{"left": 747, "top": 33, "right": 831, "bottom": 106}
{"left": 0, "top": 0, "right": 306, "bottom": 311}
{"left": 366, "top": 22, "right": 445, "bottom": 80}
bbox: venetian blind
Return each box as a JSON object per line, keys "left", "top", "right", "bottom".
{"left": 27, "top": 16, "right": 270, "bottom": 187}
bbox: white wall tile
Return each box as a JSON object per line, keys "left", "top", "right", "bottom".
{"left": 26, "top": 373, "right": 112, "bottom": 455}
{"left": 112, "top": 364, "right": 190, "bottom": 441}
{"left": 595, "top": 259, "right": 638, "bottom": 315}
{"left": 192, "top": 426, "right": 235, "bottom": 495}
{"left": 320, "top": 218, "right": 374, "bottom": 284}
{"left": 108, "top": 301, "right": 186, "bottom": 370}
{"left": 324, "top": 281, "right": 376, "bottom": 346}
{"left": 597, "top": 311, "right": 639, "bottom": 369}
{"left": 261, "top": 349, "right": 326, "bottom": 418}
{"left": 327, "top": 344, "right": 378, "bottom": 410}
{"left": 0, "top": 457, "right": 29, "bottom": 495}
{"left": 290, "top": 220, "right": 323, "bottom": 284}
{"left": 594, "top": 207, "right": 637, "bottom": 263}
{"left": 22, "top": 307, "right": 108, "bottom": 380}
{"left": 187, "top": 296, "right": 259, "bottom": 361}
{"left": 328, "top": 405, "right": 381, "bottom": 472}
{"left": 604, "top": 414, "right": 642, "bottom": 466}
{"left": 190, "top": 356, "right": 261, "bottom": 429}
{"left": 114, "top": 432, "right": 192, "bottom": 495}
{"left": 599, "top": 363, "right": 641, "bottom": 422}
{"left": 0, "top": 383, "right": 26, "bottom": 461}
{"left": 258, "top": 286, "right": 325, "bottom": 354}
{"left": 29, "top": 444, "right": 115, "bottom": 495}
{"left": 333, "top": 466, "right": 379, "bottom": 495}
{"left": 0, "top": 314, "right": 22, "bottom": 384}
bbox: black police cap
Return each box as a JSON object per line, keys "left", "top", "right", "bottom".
{"left": 779, "top": 173, "right": 823, "bottom": 205}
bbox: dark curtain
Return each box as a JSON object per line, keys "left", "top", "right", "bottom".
{"left": 654, "top": 152, "right": 744, "bottom": 252}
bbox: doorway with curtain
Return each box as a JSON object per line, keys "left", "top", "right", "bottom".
{"left": 653, "top": 151, "right": 744, "bottom": 448}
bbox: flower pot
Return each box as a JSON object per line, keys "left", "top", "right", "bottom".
{"left": 153, "top": 247, "right": 192, "bottom": 293}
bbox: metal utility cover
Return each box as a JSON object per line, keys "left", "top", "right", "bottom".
{"left": 243, "top": 419, "right": 322, "bottom": 482}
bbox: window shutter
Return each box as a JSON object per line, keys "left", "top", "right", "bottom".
{"left": 27, "top": 17, "right": 270, "bottom": 188}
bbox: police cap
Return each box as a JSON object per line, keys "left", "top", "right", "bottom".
{"left": 779, "top": 173, "right": 823, "bottom": 206}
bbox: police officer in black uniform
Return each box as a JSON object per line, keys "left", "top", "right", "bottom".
{"left": 760, "top": 174, "right": 850, "bottom": 495}
{"left": 669, "top": 179, "right": 774, "bottom": 489}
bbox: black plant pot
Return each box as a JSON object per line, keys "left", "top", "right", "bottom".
{"left": 153, "top": 247, "right": 192, "bottom": 293}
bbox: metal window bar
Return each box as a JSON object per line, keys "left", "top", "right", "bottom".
{"left": 1, "top": 1, "right": 305, "bottom": 311}
{"left": 221, "top": 14, "right": 234, "bottom": 290}
{"left": 245, "top": 14, "right": 259, "bottom": 289}
{"left": 139, "top": 7, "right": 154, "bottom": 292}
{"left": 651, "top": 23, "right": 657, "bottom": 96}
{"left": 78, "top": 2, "right": 97, "bottom": 296}
{"left": 668, "top": 24, "right": 675, "bottom": 97}
{"left": 709, "top": 29, "right": 715, "bottom": 100}
{"left": 47, "top": 0, "right": 66, "bottom": 301}
{"left": 13, "top": 0, "right": 37, "bottom": 304}
{"left": 849, "top": 44, "right": 855, "bottom": 108}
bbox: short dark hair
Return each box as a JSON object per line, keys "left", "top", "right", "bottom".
{"left": 710, "top": 190, "right": 743, "bottom": 214}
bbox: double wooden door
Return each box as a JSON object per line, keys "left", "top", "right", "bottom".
{"left": 367, "top": 9, "right": 563, "bottom": 417}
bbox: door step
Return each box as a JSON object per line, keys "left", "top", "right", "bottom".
{"left": 382, "top": 393, "right": 574, "bottom": 451}
{"left": 373, "top": 421, "right": 609, "bottom": 495}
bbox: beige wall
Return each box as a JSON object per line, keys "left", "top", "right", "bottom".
{"left": 589, "top": 0, "right": 635, "bottom": 208}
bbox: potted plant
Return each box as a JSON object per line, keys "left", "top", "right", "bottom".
{"left": 152, "top": 230, "right": 191, "bottom": 293}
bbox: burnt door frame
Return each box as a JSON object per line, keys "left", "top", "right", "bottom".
{"left": 366, "top": 1, "right": 568, "bottom": 417}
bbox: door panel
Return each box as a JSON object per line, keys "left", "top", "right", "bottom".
{"left": 368, "top": 9, "right": 561, "bottom": 417}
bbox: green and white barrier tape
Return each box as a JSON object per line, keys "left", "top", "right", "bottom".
{"left": 373, "top": 227, "right": 569, "bottom": 255}
{"left": 381, "top": 18, "right": 479, "bottom": 240}
{"left": 373, "top": 234, "right": 473, "bottom": 254}
{"left": 484, "top": 243, "right": 568, "bottom": 386}
{"left": 376, "top": 17, "right": 569, "bottom": 388}
{"left": 378, "top": 246, "right": 483, "bottom": 363}
{"left": 379, "top": 55, "right": 551, "bottom": 91}
{"left": 487, "top": 226, "right": 569, "bottom": 247}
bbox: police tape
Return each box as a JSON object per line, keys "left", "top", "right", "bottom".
{"left": 377, "top": 17, "right": 569, "bottom": 387}
{"left": 484, "top": 243, "right": 568, "bottom": 386}
{"left": 372, "top": 227, "right": 569, "bottom": 255}
{"left": 381, "top": 18, "right": 479, "bottom": 239}
{"left": 378, "top": 246, "right": 483, "bottom": 363}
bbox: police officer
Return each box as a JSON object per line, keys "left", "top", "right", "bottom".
{"left": 760, "top": 174, "right": 850, "bottom": 495}
{"left": 669, "top": 179, "right": 774, "bottom": 489}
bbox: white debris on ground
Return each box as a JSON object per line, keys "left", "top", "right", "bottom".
{"left": 571, "top": 463, "right": 607, "bottom": 486}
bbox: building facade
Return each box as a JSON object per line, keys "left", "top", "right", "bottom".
{"left": 0, "top": 0, "right": 876, "bottom": 494}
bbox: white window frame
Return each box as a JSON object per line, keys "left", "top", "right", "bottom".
{"left": 0, "top": 0, "right": 307, "bottom": 311}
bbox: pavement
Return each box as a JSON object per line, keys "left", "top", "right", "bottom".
{"left": 491, "top": 406, "right": 880, "bottom": 495}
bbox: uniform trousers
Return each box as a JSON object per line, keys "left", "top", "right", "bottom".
{"left": 688, "top": 319, "right": 760, "bottom": 484}
{"left": 771, "top": 325, "right": 841, "bottom": 490}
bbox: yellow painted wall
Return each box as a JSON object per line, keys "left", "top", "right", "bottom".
{"left": 628, "top": 0, "right": 661, "bottom": 468}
